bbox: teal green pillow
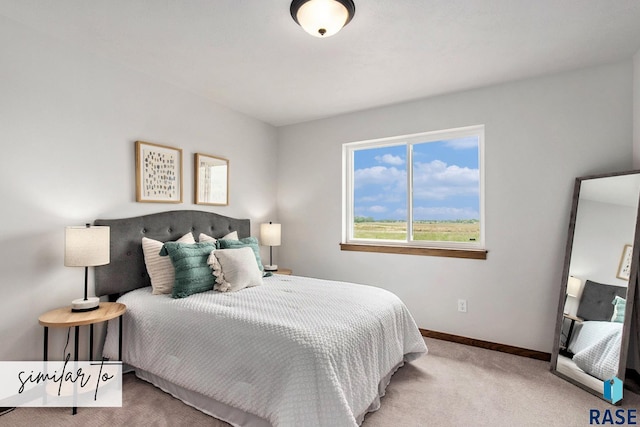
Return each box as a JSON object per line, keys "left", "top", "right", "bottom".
{"left": 611, "top": 296, "right": 626, "bottom": 323}
{"left": 216, "top": 237, "right": 265, "bottom": 272}
{"left": 160, "top": 241, "right": 217, "bottom": 298}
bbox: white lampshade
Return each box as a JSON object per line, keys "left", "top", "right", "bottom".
{"left": 566, "top": 276, "right": 582, "bottom": 298}
{"left": 260, "top": 223, "right": 282, "bottom": 247}
{"left": 65, "top": 226, "right": 110, "bottom": 267}
{"left": 291, "top": 0, "right": 355, "bottom": 38}
{"left": 65, "top": 225, "right": 109, "bottom": 312}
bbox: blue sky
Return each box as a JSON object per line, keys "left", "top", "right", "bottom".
{"left": 354, "top": 137, "right": 480, "bottom": 221}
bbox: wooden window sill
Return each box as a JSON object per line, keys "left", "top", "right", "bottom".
{"left": 339, "top": 243, "right": 487, "bottom": 260}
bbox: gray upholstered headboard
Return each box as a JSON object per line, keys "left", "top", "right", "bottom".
{"left": 94, "top": 210, "right": 250, "bottom": 298}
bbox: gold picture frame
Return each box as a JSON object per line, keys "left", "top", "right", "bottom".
{"left": 195, "top": 153, "right": 229, "bottom": 206}
{"left": 617, "top": 244, "right": 633, "bottom": 281}
{"left": 135, "top": 141, "right": 183, "bottom": 203}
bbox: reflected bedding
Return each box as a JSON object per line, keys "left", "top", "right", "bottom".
{"left": 568, "top": 321, "right": 622, "bottom": 381}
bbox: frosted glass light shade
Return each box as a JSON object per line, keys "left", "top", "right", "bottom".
{"left": 65, "top": 226, "right": 110, "bottom": 267}
{"left": 260, "top": 223, "right": 281, "bottom": 247}
{"left": 291, "top": 0, "right": 355, "bottom": 38}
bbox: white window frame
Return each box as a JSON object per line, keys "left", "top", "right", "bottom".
{"left": 342, "top": 125, "right": 485, "bottom": 253}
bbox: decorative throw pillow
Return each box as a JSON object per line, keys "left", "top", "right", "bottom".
{"left": 216, "top": 237, "right": 265, "bottom": 272}
{"left": 198, "top": 230, "right": 239, "bottom": 243}
{"left": 160, "top": 241, "right": 218, "bottom": 298}
{"left": 142, "top": 232, "right": 196, "bottom": 295}
{"left": 207, "top": 247, "right": 263, "bottom": 292}
{"left": 611, "top": 296, "right": 626, "bottom": 323}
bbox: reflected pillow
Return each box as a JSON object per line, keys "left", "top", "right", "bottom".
{"left": 207, "top": 247, "right": 263, "bottom": 292}
{"left": 160, "top": 241, "right": 217, "bottom": 298}
{"left": 611, "top": 296, "right": 626, "bottom": 323}
{"left": 142, "top": 232, "right": 196, "bottom": 295}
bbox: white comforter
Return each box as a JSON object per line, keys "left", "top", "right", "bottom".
{"left": 569, "top": 321, "right": 623, "bottom": 381}
{"left": 103, "top": 274, "right": 427, "bottom": 426}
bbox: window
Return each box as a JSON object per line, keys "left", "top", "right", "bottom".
{"left": 341, "top": 125, "right": 485, "bottom": 259}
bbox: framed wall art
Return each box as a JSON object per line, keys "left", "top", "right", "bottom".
{"left": 135, "top": 141, "right": 183, "bottom": 203}
{"left": 617, "top": 244, "right": 633, "bottom": 281}
{"left": 195, "top": 153, "right": 229, "bottom": 206}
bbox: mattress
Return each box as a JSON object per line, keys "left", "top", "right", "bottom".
{"left": 103, "top": 274, "right": 427, "bottom": 426}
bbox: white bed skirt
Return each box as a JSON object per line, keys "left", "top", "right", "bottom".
{"left": 133, "top": 359, "right": 406, "bottom": 427}
{"left": 135, "top": 367, "right": 270, "bottom": 427}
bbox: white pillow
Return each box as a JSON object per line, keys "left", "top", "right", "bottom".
{"left": 198, "top": 230, "right": 239, "bottom": 243}
{"left": 207, "top": 247, "right": 263, "bottom": 292}
{"left": 142, "top": 232, "right": 196, "bottom": 295}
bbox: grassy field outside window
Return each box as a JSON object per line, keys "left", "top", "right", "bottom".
{"left": 353, "top": 220, "right": 480, "bottom": 242}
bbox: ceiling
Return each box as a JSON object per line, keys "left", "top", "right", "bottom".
{"left": 580, "top": 173, "right": 640, "bottom": 208}
{"left": 2, "top": 0, "right": 640, "bottom": 127}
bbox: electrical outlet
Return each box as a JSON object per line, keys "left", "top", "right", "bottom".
{"left": 458, "top": 299, "right": 467, "bottom": 313}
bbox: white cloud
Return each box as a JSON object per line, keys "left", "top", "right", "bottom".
{"left": 354, "top": 166, "right": 406, "bottom": 189}
{"left": 354, "top": 157, "right": 479, "bottom": 220}
{"left": 357, "top": 193, "right": 404, "bottom": 203}
{"left": 374, "top": 154, "right": 404, "bottom": 165}
{"left": 412, "top": 160, "right": 478, "bottom": 200}
{"left": 354, "top": 205, "right": 392, "bottom": 217}
{"left": 358, "top": 195, "right": 380, "bottom": 202}
{"left": 368, "top": 205, "right": 387, "bottom": 213}
{"left": 445, "top": 136, "right": 478, "bottom": 150}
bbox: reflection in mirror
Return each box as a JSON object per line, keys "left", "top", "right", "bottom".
{"left": 551, "top": 170, "right": 640, "bottom": 402}
{"left": 195, "top": 153, "right": 229, "bottom": 206}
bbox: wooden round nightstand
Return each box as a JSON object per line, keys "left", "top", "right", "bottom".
{"left": 273, "top": 268, "right": 292, "bottom": 275}
{"left": 39, "top": 302, "right": 126, "bottom": 361}
{"left": 38, "top": 302, "right": 126, "bottom": 415}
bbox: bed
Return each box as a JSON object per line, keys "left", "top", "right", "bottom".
{"left": 561, "top": 279, "right": 627, "bottom": 384}
{"left": 96, "top": 210, "right": 427, "bottom": 426}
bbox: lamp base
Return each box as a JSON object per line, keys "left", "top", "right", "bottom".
{"left": 71, "top": 297, "right": 100, "bottom": 312}
{"left": 264, "top": 264, "right": 278, "bottom": 272}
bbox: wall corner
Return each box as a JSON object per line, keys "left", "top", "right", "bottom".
{"left": 633, "top": 49, "right": 640, "bottom": 169}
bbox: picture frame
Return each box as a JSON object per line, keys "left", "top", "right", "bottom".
{"left": 135, "top": 141, "right": 183, "bottom": 203}
{"left": 616, "top": 244, "right": 633, "bottom": 281}
{"left": 195, "top": 153, "right": 229, "bottom": 206}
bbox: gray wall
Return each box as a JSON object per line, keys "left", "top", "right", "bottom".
{"left": 564, "top": 199, "right": 634, "bottom": 316}
{"left": 569, "top": 199, "right": 636, "bottom": 287}
{"left": 276, "top": 62, "right": 634, "bottom": 353}
{"left": 0, "top": 16, "right": 278, "bottom": 361}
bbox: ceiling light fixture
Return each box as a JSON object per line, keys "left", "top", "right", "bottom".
{"left": 290, "top": 0, "right": 356, "bottom": 38}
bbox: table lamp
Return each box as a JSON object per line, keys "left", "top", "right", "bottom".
{"left": 260, "top": 222, "right": 281, "bottom": 271}
{"left": 566, "top": 276, "right": 581, "bottom": 299}
{"left": 64, "top": 224, "right": 110, "bottom": 312}
{"left": 564, "top": 276, "right": 582, "bottom": 313}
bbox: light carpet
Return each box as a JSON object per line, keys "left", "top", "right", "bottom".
{"left": 3, "top": 337, "right": 638, "bottom": 426}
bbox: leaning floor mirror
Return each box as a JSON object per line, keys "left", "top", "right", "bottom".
{"left": 551, "top": 170, "right": 640, "bottom": 403}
